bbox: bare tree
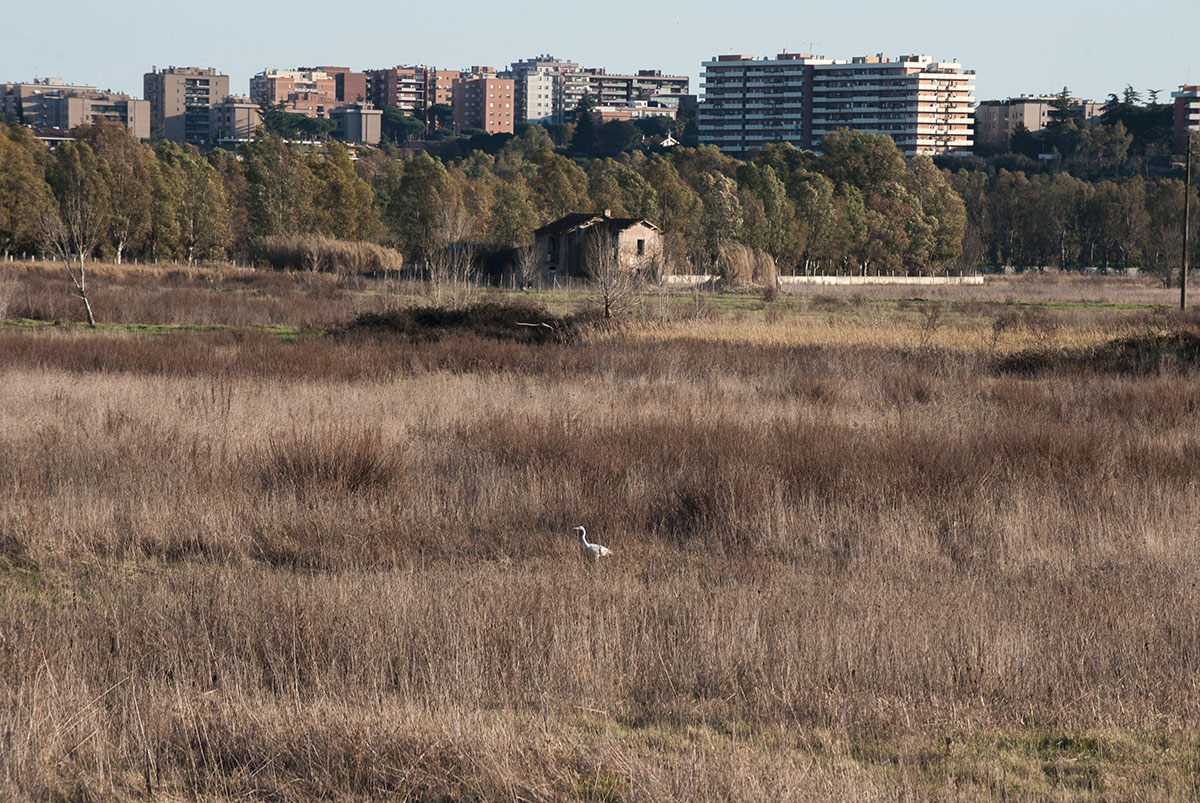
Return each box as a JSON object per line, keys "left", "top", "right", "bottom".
{"left": 585, "top": 229, "right": 637, "bottom": 319}
{"left": 512, "top": 242, "right": 544, "bottom": 290}
{"left": 426, "top": 205, "right": 476, "bottom": 304}
{"left": 41, "top": 142, "right": 111, "bottom": 328}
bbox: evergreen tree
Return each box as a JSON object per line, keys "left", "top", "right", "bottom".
{"left": 242, "top": 131, "right": 315, "bottom": 237}
{"left": 308, "top": 141, "right": 382, "bottom": 241}
{"left": 0, "top": 124, "right": 55, "bottom": 257}
{"left": 76, "top": 122, "right": 153, "bottom": 263}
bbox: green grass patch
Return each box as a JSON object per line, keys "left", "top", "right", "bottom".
{"left": 1, "top": 318, "right": 305, "bottom": 340}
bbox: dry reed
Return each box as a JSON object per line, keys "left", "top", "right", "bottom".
{"left": 2, "top": 267, "right": 1200, "bottom": 799}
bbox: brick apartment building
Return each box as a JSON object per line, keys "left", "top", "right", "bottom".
{"left": 1, "top": 79, "right": 149, "bottom": 139}
{"left": 453, "top": 75, "right": 515, "bottom": 134}
{"left": 144, "top": 66, "right": 230, "bottom": 145}
{"left": 974, "top": 95, "right": 1102, "bottom": 152}
{"left": 1174, "top": 86, "right": 1200, "bottom": 153}
{"left": 699, "top": 52, "right": 974, "bottom": 157}
{"left": 319, "top": 66, "right": 369, "bottom": 105}
{"left": 366, "top": 66, "right": 459, "bottom": 128}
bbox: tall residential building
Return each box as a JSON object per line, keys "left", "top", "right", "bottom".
{"left": 698, "top": 53, "right": 828, "bottom": 157}
{"left": 144, "top": 66, "right": 230, "bottom": 145}
{"left": 1, "top": 79, "right": 149, "bottom": 138}
{"left": 365, "top": 66, "right": 459, "bottom": 127}
{"left": 452, "top": 76, "right": 515, "bottom": 134}
{"left": 809, "top": 56, "right": 974, "bottom": 154}
{"left": 506, "top": 56, "right": 579, "bottom": 124}
{"left": 250, "top": 68, "right": 339, "bottom": 117}
{"left": 974, "top": 95, "right": 1103, "bottom": 152}
{"left": 1173, "top": 86, "right": 1200, "bottom": 153}
{"left": 698, "top": 52, "right": 975, "bottom": 157}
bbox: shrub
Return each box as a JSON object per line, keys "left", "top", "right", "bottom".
{"left": 257, "top": 426, "right": 405, "bottom": 495}
{"left": 333, "top": 301, "right": 581, "bottom": 344}
{"left": 249, "top": 235, "right": 404, "bottom": 275}
{"left": 999, "top": 328, "right": 1200, "bottom": 375}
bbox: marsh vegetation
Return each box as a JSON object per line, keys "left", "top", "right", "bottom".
{"left": 2, "top": 262, "right": 1199, "bottom": 800}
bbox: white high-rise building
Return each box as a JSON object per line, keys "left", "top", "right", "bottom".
{"left": 810, "top": 56, "right": 974, "bottom": 154}
{"left": 698, "top": 53, "right": 832, "bottom": 158}
{"left": 699, "top": 52, "right": 975, "bottom": 157}
{"left": 505, "top": 56, "right": 580, "bottom": 124}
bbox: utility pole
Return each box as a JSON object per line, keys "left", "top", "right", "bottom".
{"left": 1184, "top": 138, "right": 1193, "bottom": 310}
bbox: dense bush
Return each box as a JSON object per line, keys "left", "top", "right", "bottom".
{"left": 336, "top": 300, "right": 579, "bottom": 344}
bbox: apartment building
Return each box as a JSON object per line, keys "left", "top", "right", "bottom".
{"left": 1173, "top": 86, "right": 1200, "bottom": 153}
{"left": 2, "top": 79, "right": 94, "bottom": 119}
{"left": 1, "top": 79, "right": 149, "bottom": 138}
{"left": 210, "top": 96, "right": 262, "bottom": 145}
{"left": 317, "top": 66, "right": 369, "bottom": 104}
{"left": 505, "top": 56, "right": 580, "bottom": 124}
{"left": 505, "top": 56, "right": 689, "bottom": 124}
{"left": 507, "top": 60, "right": 561, "bottom": 124}
{"left": 144, "top": 66, "right": 230, "bottom": 145}
{"left": 250, "top": 68, "right": 340, "bottom": 117}
{"left": 366, "top": 65, "right": 458, "bottom": 126}
{"left": 585, "top": 69, "right": 690, "bottom": 108}
{"left": 699, "top": 52, "right": 974, "bottom": 157}
{"left": 698, "top": 53, "right": 828, "bottom": 157}
{"left": 591, "top": 102, "right": 678, "bottom": 125}
{"left": 975, "top": 95, "right": 1102, "bottom": 152}
{"left": 331, "top": 102, "right": 382, "bottom": 145}
{"left": 810, "top": 56, "right": 974, "bottom": 154}
{"left": 452, "top": 76, "right": 515, "bottom": 134}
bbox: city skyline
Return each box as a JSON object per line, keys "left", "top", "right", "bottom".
{"left": 3, "top": 0, "right": 1197, "bottom": 107}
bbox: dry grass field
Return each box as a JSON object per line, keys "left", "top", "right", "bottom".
{"left": 2, "top": 261, "right": 1200, "bottom": 800}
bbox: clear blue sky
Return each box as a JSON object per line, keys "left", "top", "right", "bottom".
{"left": 4, "top": 0, "right": 1197, "bottom": 104}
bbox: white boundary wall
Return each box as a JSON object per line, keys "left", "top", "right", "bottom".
{"left": 778, "top": 275, "right": 984, "bottom": 286}
{"left": 664, "top": 275, "right": 985, "bottom": 287}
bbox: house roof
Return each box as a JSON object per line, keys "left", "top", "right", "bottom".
{"left": 534, "top": 211, "right": 660, "bottom": 236}
{"left": 534, "top": 213, "right": 602, "bottom": 235}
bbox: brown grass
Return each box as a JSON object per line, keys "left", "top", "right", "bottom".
{"left": 3, "top": 268, "right": 1200, "bottom": 799}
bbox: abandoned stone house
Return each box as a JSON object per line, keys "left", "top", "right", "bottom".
{"left": 533, "top": 211, "right": 663, "bottom": 279}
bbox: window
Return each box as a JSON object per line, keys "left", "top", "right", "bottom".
{"left": 636, "top": 239, "right": 645, "bottom": 256}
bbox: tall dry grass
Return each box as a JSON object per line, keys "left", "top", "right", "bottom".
{"left": 248, "top": 234, "right": 405, "bottom": 276}
{"left": 3, "top": 271, "right": 1200, "bottom": 799}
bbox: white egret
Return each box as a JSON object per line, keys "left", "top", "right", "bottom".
{"left": 574, "top": 526, "right": 612, "bottom": 559}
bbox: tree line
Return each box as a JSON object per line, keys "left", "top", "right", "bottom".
{"left": 948, "top": 168, "right": 1197, "bottom": 280}
{"left": 0, "top": 121, "right": 968, "bottom": 276}
{"left": 1, "top": 119, "right": 1195, "bottom": 279}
